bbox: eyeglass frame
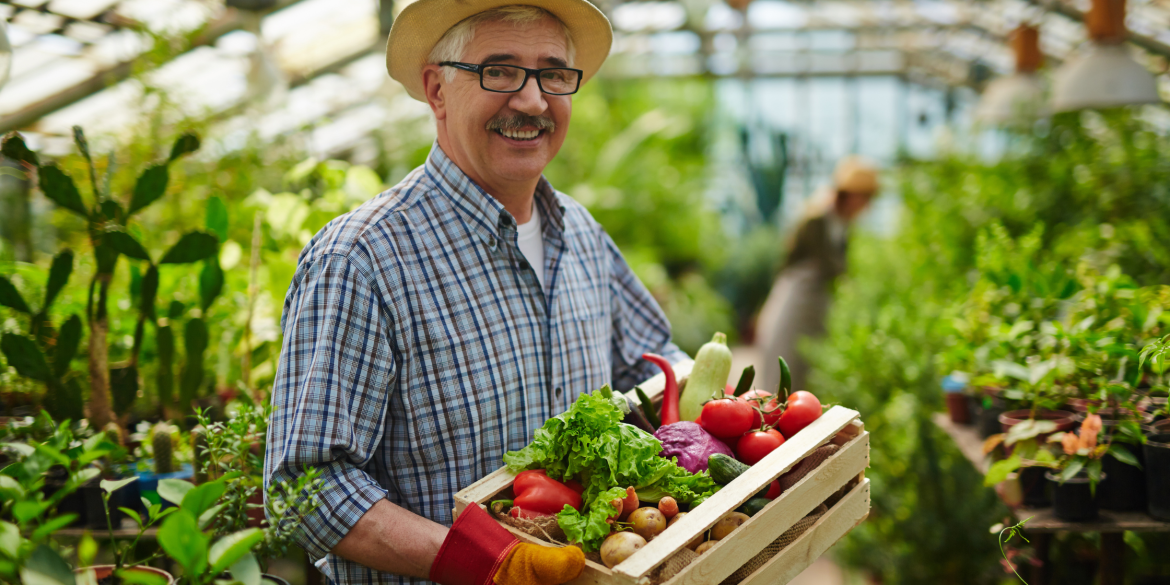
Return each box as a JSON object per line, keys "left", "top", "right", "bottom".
{"left": 439, "top": 61, "right": 584, "bottom": 95}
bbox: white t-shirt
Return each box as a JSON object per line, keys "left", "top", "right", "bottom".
{"left": 516, "top": 202, "right": 546, "bottom": 291}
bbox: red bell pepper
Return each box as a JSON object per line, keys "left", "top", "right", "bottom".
{"left": 643, "top": 353, "right": 680, "bottom": 426}
{"left": 510, "top": 470, "right": 582, "bottom": 517}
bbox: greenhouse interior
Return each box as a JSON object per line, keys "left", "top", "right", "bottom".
{"left": 1, "top": 0, "right": 1170, "bottom": 584}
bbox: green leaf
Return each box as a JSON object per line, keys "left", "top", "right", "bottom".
{"left": 71, "top": 126, "right": 91, "bottom": 164}
{"left": 983, "top": 455, "right": 1022, "bottom": 487}
{"left": 200, "top": 258, "right": 223, "bottom": 312}
{"left": 198, "top": 503, "right": 226, "bottom": 530}
{"left": 110, "top": 365, "right": 139, "bottom": 416}
{"left": 157, "top": 510, "right": 208, "bottom": 576}
{"left": 116, "top": 569, "right": 167, "bottom": 585}
{"left": 118, "top": 507, "right": 143, "bottom": 528}
{"left": 13, "top": 500, "right": 49, "bottom": 523}
{"left": 39, "top": 165, "right": 88, "bottom": 218}
{"left": 2, "top": 133, "right": 39, "bottom": 167}
{"left": 101, "top": 477, "right": 138, "bottom": 495}
{"left": 31, "top": 514, "right": 78, "bottom": 541}
{"left": 229, "top": 552, "right": 261, "bottom": 585}
{"left": 206, "top": 196, "right": 228, "bottom": 241}
{"left": 128, "top": 165, "right": 169, "bottom": 216}
{"left": 0, "top": 276, "right": 31, "bottom": 314}
{"left": 19, "top": 544, "right": 75, "bottom": 585}
{"left": 157, "top": 478, "right": 195, "bottom": 506}
{"left": 0, "top": 521, "right": 21, "bottom": 558}
{"left": 1059, "top": 459, "right": 1086, "bottom": 483}
{"left": 169, "top": 133, "right": 200, "bottom": 162}
{"left": 140, "top": 265, "right": 159, "bottom": 317}
{"left": 104, "top": 231, "right": 151, "bottom": 261}
{"left": 53, "top": 316, "right": 82, "bottom": 378}
{"left": 1004, "top": 420, "right": 1058, "bottom": 447}
{"left": 43, "top": 250, "right": 73, "bottom": 311}
{"left": 77, "top": 533, "right": 97, "bottom": 567}
{"left": 1108, "top": 444, "right": 1142, "bottom": 469}
{"left": 160, "top": 232, "right": 218, "bottom": 264}
{"left": 208, "top": 528, "right": 264, "bottom": 574}
{"left": 2, "top": 333, "right": 51, "bottom": 382}
{"left": 181, "top": 480, "right": 227, "bottom": 518}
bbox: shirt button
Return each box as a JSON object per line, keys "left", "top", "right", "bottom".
{"left": 555, "top": 387, "right": 563, "bottom": 399}
{"left": 487, "top": 235, "right": 496, "bottom": 250}
{"left": 519, "top": 260, "right": 529, "bottom": 270}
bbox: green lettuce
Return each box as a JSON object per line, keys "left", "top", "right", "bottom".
{"left": 503, "top": 386, "right": 719, "bottom": 551}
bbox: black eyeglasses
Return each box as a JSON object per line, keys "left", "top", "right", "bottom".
{"left": 440, "top": 62, "right": 583, "bottom": 95}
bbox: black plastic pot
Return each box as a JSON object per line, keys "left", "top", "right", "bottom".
{"left": 1098, "top": 441, "right": 1146, "bottom": 511}
{"left": 978, "top": 397, "right": 1008, "bottom": 439}
{"left": 1144, "top": 433, "right": 1170, "bottom": 521}
{"left": 1047, "top": 471, "right": 1103, "bottom": 522}
{"left": 1019, "top": 465, "right": 1051, "bottom": 508}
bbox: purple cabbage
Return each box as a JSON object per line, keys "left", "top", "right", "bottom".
{"left": 654, "top": 421, "right": 734, "bottom": 474}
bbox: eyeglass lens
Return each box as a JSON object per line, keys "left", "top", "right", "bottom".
{"left": 482, "top": 65, "right": 579, "bottom": 94}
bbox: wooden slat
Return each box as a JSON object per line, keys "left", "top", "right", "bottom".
{"left": 614, "top": 406, "right": 862, "bottom": 579}
{"left": 735, "top": 478, "right": 871, "bottom": 585}
{"left": 625, "top": 359, "right": 694, "bottom": 404}
{"left": 453, "top": 466, "right": 517, "bottom": 513}
{"left": 643, "top": 431, "right": 869, "bottom": 585}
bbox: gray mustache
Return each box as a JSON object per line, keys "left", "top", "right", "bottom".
{"left": 486, "top": 114, "right": 556, "bottom": 133}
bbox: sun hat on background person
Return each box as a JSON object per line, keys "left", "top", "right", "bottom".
{"left": 386, "top": 0, "right": 613, "bottom": 101}
{"left": 833, "top": 154, "right": 880, "bottom": 197}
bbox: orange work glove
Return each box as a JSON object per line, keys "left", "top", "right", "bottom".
{"left": 430, "top": 504, "right": 584, "bottom": 585}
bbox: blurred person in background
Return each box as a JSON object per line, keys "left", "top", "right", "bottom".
{"left": 757, "top": 155, "right": 879, "bottom": 395}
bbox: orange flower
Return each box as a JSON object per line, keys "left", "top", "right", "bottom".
{"left": 1078, "top": 414, "right": 1102, "bottom": 452}
{"left": 1061, "top": 432, "right": 1078, "bottom": 455}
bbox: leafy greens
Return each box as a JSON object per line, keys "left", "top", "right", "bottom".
{"left": 503, "top": 385, "right": 719, "bottom": 551}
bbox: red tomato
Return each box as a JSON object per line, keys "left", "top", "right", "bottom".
{"left": 738, "top": 390, "right": 773, "bottom": 428}
{"left": 736, "top": 429, "right": 786, "bottom": 465}
{"left": 700, "top": 398, "right": 755, "bottom": 439}
{"left": 724, "top": 384, "right": 736, "bottom": 396}
{"left": 764, "top": 480, "right": 781, "bottom": 499}
{"left": 777, "top": 391, "right": 822, "bottom": 437}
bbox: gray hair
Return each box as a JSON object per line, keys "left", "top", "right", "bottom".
{"left": 428, "top": 5, "right": 577, "bottom": 82}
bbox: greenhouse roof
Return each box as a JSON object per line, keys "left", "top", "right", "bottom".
{"left": 2, "top": 0, "right": 1168, "bottom": 155}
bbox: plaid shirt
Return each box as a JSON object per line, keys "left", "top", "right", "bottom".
{"left": 265, "top": 143, "right": 687, "bottom": 585}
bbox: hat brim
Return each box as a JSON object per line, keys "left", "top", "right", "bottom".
{"left": 386, "top": 0, "right": 613, "bottom": 102}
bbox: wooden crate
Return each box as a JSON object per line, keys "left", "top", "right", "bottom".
{"left": 454, "top": 360, "right": 870, "bottom": 585}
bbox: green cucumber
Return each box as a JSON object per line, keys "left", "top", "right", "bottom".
{"left": 738, "top": 497, "right": 771, "bottom": 517}
{"left": 708, "top": 454, "right": 751, "bottom": 486}
{"left": 679, "top": 332, "right": 732, "bottom": 421}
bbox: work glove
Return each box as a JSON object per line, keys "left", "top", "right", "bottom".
{"left": 429, "top": 504, "right": 584, "bottom": 585}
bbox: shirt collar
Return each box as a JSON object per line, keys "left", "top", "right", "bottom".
{"left": 424, "top": 141, "right": 565, "bottom": 243}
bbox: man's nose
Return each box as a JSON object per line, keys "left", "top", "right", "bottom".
{"left": 508, "top": 74, "right": 548, "bottom": 117}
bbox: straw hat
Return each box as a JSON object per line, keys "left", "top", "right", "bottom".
{"left": 386, "top": 0, "right": 613, "bottom": 102}
{"left": 832, "top": 155, "right": 880, "bottom": 195}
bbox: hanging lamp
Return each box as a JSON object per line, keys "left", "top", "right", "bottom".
{"left": 975, "top": 25, "right": 1047, "bottom": 124}
{"left": 1051, "top": 0, "right": 1159, "bottom": 112}
{"left": 0, "top": 20, "right": 12, "bottom": 92}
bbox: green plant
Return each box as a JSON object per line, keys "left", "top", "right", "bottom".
{"left": 0, "top": 250, "right": 84, "bottom": 421}
{"left": 996, "top": 516, "right": 1033, "bottom": 585}
{"left": 1, "top": 128, "right": 204, "bottom": 431}
{"left": 151, "top": 423, "right": 176, "bottom": 475}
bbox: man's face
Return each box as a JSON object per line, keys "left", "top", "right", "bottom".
{"left": 424, "top": 17, "right": 572, "bottom": 192}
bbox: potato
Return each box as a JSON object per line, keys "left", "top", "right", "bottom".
{"left": 628, "top": 507, "right": 667, "bottom": 541}
{"left": 710, "top": 512, "right": 750, "bottom": 540}
{"left": 695, "top": 540, "right": 716, "bottom": 555}
{"left": 668, "top": 513, "right": 704, "bottom": 550}
{"left": 600, "top": 531, "right": 647, "bottom": 568}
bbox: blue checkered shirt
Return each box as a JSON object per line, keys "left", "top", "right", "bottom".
{"left": 264, "top": 143, "right": 687, "bottom": 585}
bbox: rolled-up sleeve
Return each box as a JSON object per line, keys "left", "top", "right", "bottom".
{"left": 603, "top": 233, "right": 690, "bottom": 390}
{"left": 264, "top": 252, "right": 396, "bottom": 560}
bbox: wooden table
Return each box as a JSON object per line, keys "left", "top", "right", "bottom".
{"left": 933, "top": 413, "right": 1170, "bottom": 585}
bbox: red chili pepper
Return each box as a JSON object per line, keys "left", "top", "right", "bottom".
{"left": 511, "top": 470, "right": 582, "bottom": 517}
{"left": 643, "top": 353, "right": 680, "bottom": 426}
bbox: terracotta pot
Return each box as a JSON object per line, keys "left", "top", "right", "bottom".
{"left": 76, "top": 565, "right": 175, "bottom": 585}
{"left": 998, "top": 409, "right": 1078, "bottom": 435}
{"left": 945, "top": 393, "right": 971, "bottom": 424}
{"left": 995, "top": 472, "right": 1024, "bottom": 508}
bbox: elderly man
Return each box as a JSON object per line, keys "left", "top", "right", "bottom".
{"left": 264, "top": 1, "right": 686, "bottom": 584}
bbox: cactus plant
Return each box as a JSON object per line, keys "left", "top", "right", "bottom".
{"left": 151, "top": 423, "right": 176, "bottom": 475}
{"left": 191, "top": 425, "right": 210, "bottom": 483}
{"left": 1, "top": 128, "right": 203, "bottom": 431}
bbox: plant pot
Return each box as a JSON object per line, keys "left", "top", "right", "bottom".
{"left": 1047, "top": 470, "right": 1103, "bottom": 522}
{"left": 76, "top": 565, "right": 175, "bottom": 585}
{"left": 945, "top": 392, "right": 971, "bottom": 424}
{"left": 1144, "top": 433, "right": 1170, "bottom": 521}
{"left": 43, "top": 466, "right": 87, "bottom": 527}
{"left": 1093, "top": 417, "right": 1147, "bottom": 512}
{"left": 978, "top": 393, "right": 1008, "bottom": 439}
{"left": 246, "top": 490, "right": 266, "bottom": 528}
{"left": 996, "top": 472, "right": 1024, "bottom": 508}
{"left": 1019, "top": 465, "right": 1051, "bottom": 508}
{"left": 999, "top": 409, "right": 1078, "bottom": 435}
{"left": 262, "top": 574, "right": 291, "bottom": 585}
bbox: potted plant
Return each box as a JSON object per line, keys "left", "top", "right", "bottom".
{"left": 1045, "top": 413, "right": 1141, "bottom": 522}
{"left": 1140, "top": 334, "right": 1170, "bottom": 520}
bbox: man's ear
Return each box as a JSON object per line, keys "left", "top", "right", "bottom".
{"left": 423, "top": 65, "right": 447, "bottom": 120}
